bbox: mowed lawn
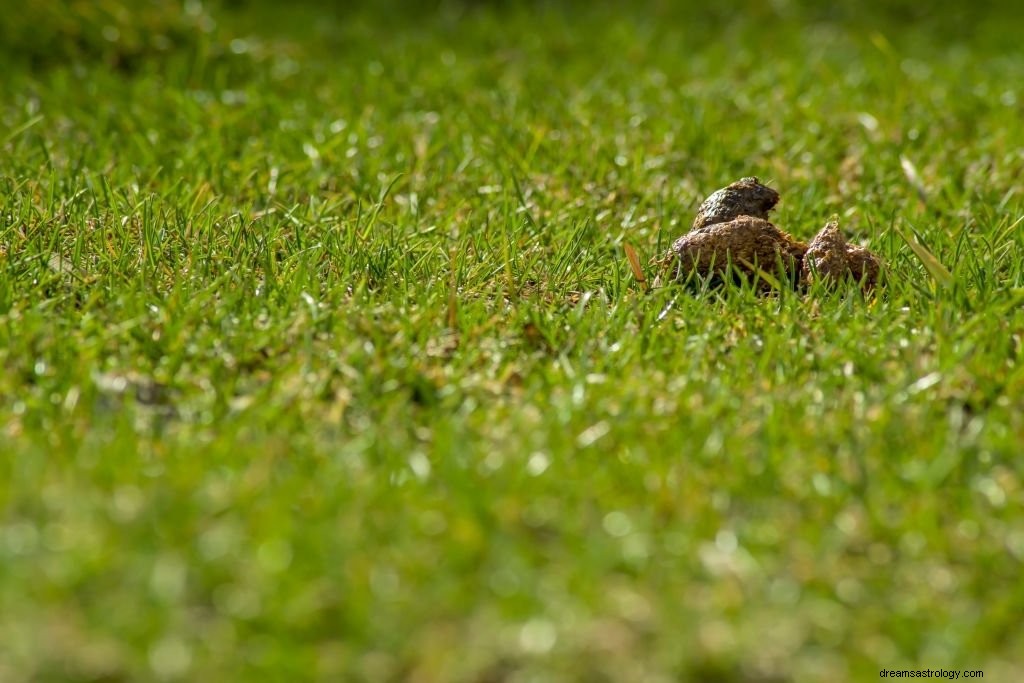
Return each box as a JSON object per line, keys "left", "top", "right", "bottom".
{"left": 1, "top": 1, "right": 1023, "bottom": 681}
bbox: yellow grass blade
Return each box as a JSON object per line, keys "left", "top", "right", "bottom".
{"left": 736, "top": 256, "right": 783, "bottom": 292}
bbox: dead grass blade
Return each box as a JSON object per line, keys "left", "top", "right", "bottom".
{"left": 623, "top": 243, "right": 648, "bottom": 293}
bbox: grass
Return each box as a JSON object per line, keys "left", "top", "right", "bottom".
{"left": 2, "top": 1, "right": 1023, "bottom": 681}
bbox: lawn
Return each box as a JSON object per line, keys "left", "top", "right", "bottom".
{"left": 1, "top": 1, "right": 1023, "bottom": 681}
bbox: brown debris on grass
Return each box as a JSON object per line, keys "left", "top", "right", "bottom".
{"left": 691, "top": 176, "right": 780, "bottom": 229}
{"left": 660, "top": 177, "right": 884, "bottom": 293}
{"left": 802, "top": 219, "right": 883, "bottom": 290}
{"left": 666, "top": 216, "right": 807, "bottom": 289}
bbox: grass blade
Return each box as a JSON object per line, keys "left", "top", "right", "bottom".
{"left": 623, "top": 243, "right": 648, "bottom": 293}
{"left": 897, "top": 227, "right": 953, "bottom": 288}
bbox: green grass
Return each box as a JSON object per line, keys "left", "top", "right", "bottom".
{"left": 2, "top": 1, "right": 1024, "bottom": 681}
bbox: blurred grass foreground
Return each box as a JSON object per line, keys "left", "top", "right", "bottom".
{"left": 2, "top": 0, "right": 1024, "bottom": 682}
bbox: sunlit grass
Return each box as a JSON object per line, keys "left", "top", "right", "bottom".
{"left": 1, "top": 2, "right": 1023, "bottom": 681}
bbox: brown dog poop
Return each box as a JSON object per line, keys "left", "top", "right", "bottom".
{"left": 691, "top": 176, "right": 781, "bottom": 229}
{"left": 802, "top": 219, "right": 882, "bottom": 290}
{"left": 666, "top": 216, "right": 807, "bottom": 288}
{"left": 660, "top": 177, "right": 883, "bottom": 293}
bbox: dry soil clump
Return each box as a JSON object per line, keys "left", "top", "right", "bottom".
{"left": 660, "top": 177, "right": 883, "bottom": 292}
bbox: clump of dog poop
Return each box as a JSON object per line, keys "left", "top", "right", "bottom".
{"left": 656, "top": 177, "right": 883, "bottom": 292}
